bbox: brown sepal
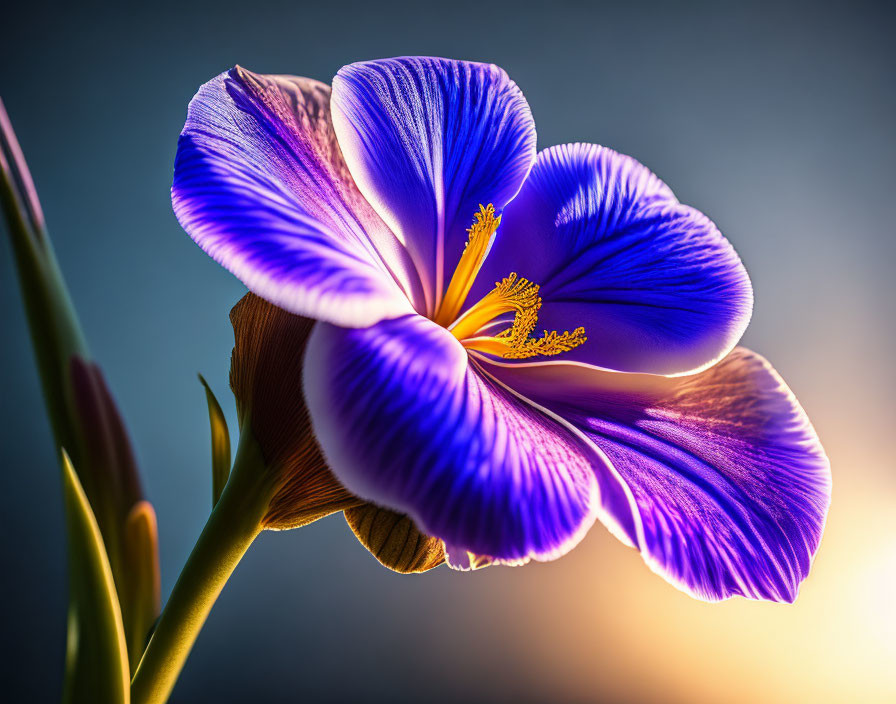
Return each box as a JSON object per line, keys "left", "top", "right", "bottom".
{"left": 345, "top": 504, "right": 445, "bottom": 573}
{"left": 229, "top": 293, "right": 361, "bottom": 530}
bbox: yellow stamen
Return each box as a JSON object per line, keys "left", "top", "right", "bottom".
{"left": 500, "top": 327, "right": 588, "bottom": 359}
{"left": 449, "top": 273, "right": 540, "bottom": 342}
{"left": 434, "top": 204, "right": 501, "bottom": 326}
{"left": 451, "top": 275, "right": 588, "bottom": 360}
{"left": 464, "top": 327, "right": 588, "bottom": 359}
{"left": 438, "top": 205, "right": 587, "bottom": 360}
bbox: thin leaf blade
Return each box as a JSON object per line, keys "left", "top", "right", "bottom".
{"left": 199, "top": 374, "right": 231, "bottom": 506}
{"left": 61, "top": 450, "right": 129, "bottom": 704}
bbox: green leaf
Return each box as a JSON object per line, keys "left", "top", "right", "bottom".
{"left": 198, "top": 374, "right": 231, "bottom": 506}
{"left": 61, "top": 450, "right": 130, "bottom": 704}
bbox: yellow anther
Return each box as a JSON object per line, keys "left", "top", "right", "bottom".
{"left": 453, "top": 275, "right": 587, "bottom": 360}
{"left": 434, "top": 204, "right": 501, "bottom": 327}
{"left": 500, "top": 327, "right": 588, "bottom": 359}
{"left": 437, "top": 205, "right": 587, "bottom": 360}
{"left": 449, "top": 273, "right": 540, "bottom": 342}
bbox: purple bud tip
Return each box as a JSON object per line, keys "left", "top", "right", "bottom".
{"left": 0, "top": 98, "right": 46, "bottom": 240}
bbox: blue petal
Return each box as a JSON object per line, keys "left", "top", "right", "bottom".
{"left": 173, "top": 67, "right": 422, "bottom": 327}
{"left": 331, "top": 57, "right": 537, "bottom": 315}
{"left": 486, "top": 349, "right": 831, "bottom": 602}
{"left": 469, "top": 143, "right": 753, "bottom": 375}
{"left": 303, "top": 314, "right": 641, "bottom": 563}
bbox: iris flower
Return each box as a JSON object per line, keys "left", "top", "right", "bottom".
{"left": 173, "top": 57, "right": 830, "bottom": 602}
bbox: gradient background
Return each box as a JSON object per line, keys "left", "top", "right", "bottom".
{"left": 2, "top": 1, "right": 894, "bottom": 702}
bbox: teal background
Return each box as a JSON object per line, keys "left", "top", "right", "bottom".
{"left": 2, "top": 1, "right": 894, "bottom": 702}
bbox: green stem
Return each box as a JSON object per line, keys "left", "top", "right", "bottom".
{"left": 130, "top": 430, "right": 273, "bottom": 704}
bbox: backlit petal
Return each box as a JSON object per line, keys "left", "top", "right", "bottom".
{"left": 487, "top": 349, "right": 830, "bottom": 602}
{"left": 471, "top": 143, "right": 752, "bottom": 375}
{"left": 331, "top": 57, "right": 537, "bottom": 314}
{"left": 303, "top": 314, "right": 641, "bottom": 564}
{"left": 173, "top": 67, "right": 421, "bottom": 327}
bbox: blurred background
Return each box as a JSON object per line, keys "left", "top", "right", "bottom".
{"left": 1, "top": 1, "right": 893, "bottom": 702}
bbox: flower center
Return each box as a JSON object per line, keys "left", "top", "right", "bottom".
{"left": 435, "top": 204, "right": 587, "bottom": 359}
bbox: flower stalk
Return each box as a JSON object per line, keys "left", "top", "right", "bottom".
{"left": 130, "top": 425, "right": 274, "bottom": 704}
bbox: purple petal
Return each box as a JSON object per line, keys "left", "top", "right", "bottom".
{"left": 173, "top": 67, "right": 422, "bottom": 327}
{"left": 303, "top": 314, "right": 641, "bottom": 563}
{"left": 331, "top": 57, "right": 537, "bottom": 315}
{"left": 470, "top": 144, "right": 753, "bottom": 375}
{"left": 486, "top": 349, "right": 831, "bottom": 602}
